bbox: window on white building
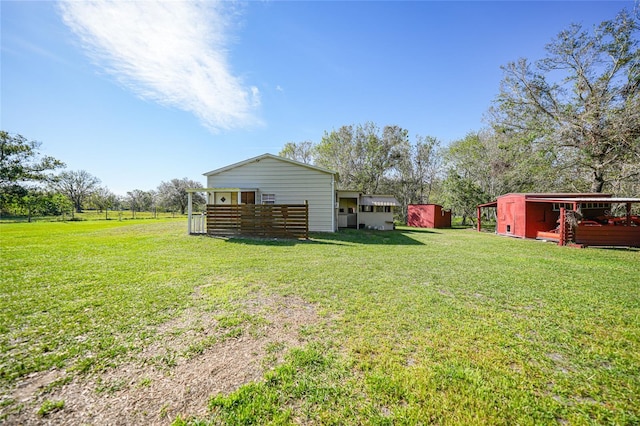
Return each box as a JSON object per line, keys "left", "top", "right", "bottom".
{"left": 261, "top": 193, "right": 275, "bottom": 204}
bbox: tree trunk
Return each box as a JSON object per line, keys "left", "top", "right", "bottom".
{"left": 591, "top": 170, "right": 605, "bottom": 193}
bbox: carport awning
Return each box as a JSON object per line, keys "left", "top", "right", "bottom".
{"left": 478, "top": 201, "right": 497, "bottom": 208}
{"left": 361, "top": 196, "right": 400, "bottom": 206}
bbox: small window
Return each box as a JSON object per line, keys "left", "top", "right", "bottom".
{"left": 360, "top": 205, "right": 373, "bottom": 212}
{"left": 375, "top": 206, "right": 391, "bottom": 213}
{"left": 580, "top": 202, "right": 610, "bottom": 210}
{"left": 261, "top": 193, "right": 275, "bottom": 205}
{"left": 552, "top": 202, "right": 574, "bottom": 211}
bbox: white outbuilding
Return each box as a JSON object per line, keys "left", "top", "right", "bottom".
{"left": 187, "top": 153, "right": 399, "bottom": 236}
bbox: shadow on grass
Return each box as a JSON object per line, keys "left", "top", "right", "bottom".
{"left": 400, "top": 227, "right": 442, "bottom": 235}
{"left": 219, "top": 228, "right": 426, "bottom": 246}
{"left": 401, "top": 225, "right": 479, "bottom": 234}
{"left": 587, "top": 246, "right": 640, "bottom": 252}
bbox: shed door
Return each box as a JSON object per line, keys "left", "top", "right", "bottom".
{"left": 505, "top": 202, "right": 515, "bottom": 234}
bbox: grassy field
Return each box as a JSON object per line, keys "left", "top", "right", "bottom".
{"left": 1, "top": 219, "right": 639, "bottom": 424}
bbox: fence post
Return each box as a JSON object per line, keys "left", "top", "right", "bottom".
{"left": 187, "top": 192, "right": 193, "bottom": 234}
{"left": 559, "top": 207, "right": 566, "bottom": 246}
{"left": 305, "top": 200, "right": 309, "bottom": 239}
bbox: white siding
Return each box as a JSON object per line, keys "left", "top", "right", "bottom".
{"left": 359, "top": 211, "right": 395, "bottom": 230}
{"left": 207, "top": 157, "right": 335, "bottom": 232}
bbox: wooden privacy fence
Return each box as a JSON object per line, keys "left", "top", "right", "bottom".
{"left": 206, "top": 204, "right": 309, "bottom": 239}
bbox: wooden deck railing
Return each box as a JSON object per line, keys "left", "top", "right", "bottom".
{"left": 206, "top": 204, "right": 309, "bottom": 239}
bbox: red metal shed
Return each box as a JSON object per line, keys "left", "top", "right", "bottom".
{"left": 477, "top": 193, "right": 640, "bottom": 247}
{"left": 408, "top": 204, "right": 451, "bottom": 228}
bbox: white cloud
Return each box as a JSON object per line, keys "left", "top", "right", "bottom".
{"left": 59, "top": 0, "right": 260, "bottom": 132}
{"left": 250, "top": 86, "right": 261, "bottom": 107}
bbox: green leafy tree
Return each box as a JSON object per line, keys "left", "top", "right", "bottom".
{"left": 279, "top": 141, "right": 316, "bottom": 164}
{"left": 441, "top": 171, "right": 486, "bottom": 226}
{"left": 315, "top": 125, "right": 357, "bottom": 189}
{"left": 20, "top": 191, "right": 42, "bottom": 223}
{"left": 388, "top": 135, "right": 442, "bottom": 222}
{"left": 19, "top": 191, "right": 73, "bottom": 222}
{"left": 357, "top": 124, "right": 408, "bottom": 194}
{"left": 157, "top": 178, "right": 204, "bottom": 214}
{"left": 88, "top": 186, "right": 118, "bottom": 219}
{"left": 447, "top": 130, "right": 563, "bottom": 200}
{"left": 48, "top": 192, "right": 74, "bottom": 218}
{"left": 126, "top": 189, "right": 156, "bottom": 217}
{"left": 53, "top": 170, "right": 100, "bottom": 214}
{"left": 315, "top": 122, "right": 407, "bottom": 193}
{"left": 0, "top": 131, "right": 64, "bottom": 211}
{"left": 490, "top": 9, "right": 640, "bottom": 192}
{"left": 442, "top": 132, "right": 496, "bottom": 224}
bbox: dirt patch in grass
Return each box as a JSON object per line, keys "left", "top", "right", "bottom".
{"left": 3, "top": 294, "right": 321, "bottom": 425}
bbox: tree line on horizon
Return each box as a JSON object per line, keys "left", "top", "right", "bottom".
{"left": 0, "top": 131, "right": 206, "bottom": 221}
{"left": 279, "top": 9, "right": 640, "bottom": 223}
{"left": 1, "top": 9, "right": 638, "bottom": 224}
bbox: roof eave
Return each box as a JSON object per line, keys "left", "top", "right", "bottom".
{"left": 203, "top": 153, "right": 337, "bottom": 177}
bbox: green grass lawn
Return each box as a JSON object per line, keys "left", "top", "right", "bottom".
{"left": 1, "top": 220, "right": 639, "bottom": 424}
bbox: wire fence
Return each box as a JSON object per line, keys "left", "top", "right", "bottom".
{"left": 0, "top": 210, "right": 186, "bottom": 223}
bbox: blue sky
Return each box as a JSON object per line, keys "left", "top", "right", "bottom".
{"left": 1, "top": 1, "right": 633, "bottom": 195}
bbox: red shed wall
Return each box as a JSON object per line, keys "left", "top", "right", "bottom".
{"left": 524, "top": 202, "right": 559, "bottom": 239}
{"left": 435, "top": 207, "right": 452, "bottom": 228}
{"left": 496, "top": 194, "right": 527, "bottom": 238}
{"left": 407, "top": 205, "right": 427, "bottom": 227}
{"left": 408, "top": 204, "right": 451, "bottom": 228}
